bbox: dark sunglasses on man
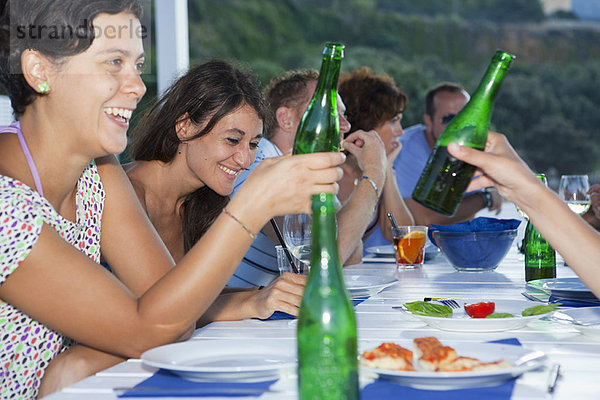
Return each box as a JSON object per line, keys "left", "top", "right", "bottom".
{"left": 441, "top": 113, "right": 456, "bottom": 125}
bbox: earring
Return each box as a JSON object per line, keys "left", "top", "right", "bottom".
{"left": 178, "top": 141, "right": 185, "bottom": 154}
{"left": 37, "top": 82, "right": 50, "bottom": 94}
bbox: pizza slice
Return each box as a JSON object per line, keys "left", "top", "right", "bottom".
{"left": 413, "top": 337, "right": 458, "bottom": 371}
{"left": 360, "top": 342, "right": 415, "bottom": 371}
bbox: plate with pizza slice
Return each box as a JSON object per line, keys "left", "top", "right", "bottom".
{"left": 359, "top": 337, "right": 546, "bottom": 389}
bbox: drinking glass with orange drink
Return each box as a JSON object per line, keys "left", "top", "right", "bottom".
{"left": 391, "top": 226, "right": 428, "bottom": 268}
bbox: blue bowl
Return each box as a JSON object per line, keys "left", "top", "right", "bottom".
{"left": 432, "top": 229, "right": 518, "bottom": 272}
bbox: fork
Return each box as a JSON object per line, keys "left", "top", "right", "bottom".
{"left": 424, "top": 298, "right": 461, "bottom": 309}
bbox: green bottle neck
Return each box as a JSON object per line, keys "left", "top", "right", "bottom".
{"left": 524, "top": 172, "right": 549, "bottom": 241}
{"left": 466, "top": 51, "right": 514, "bottom": 115}
{"left": 292, "top": 43, "right": 344, "bottom": 155}
{"left": 525, "top": 220, "right": 552, "bottom": 247}
{"left": 313, "top": 53, "right": 342, "bottom": 109}
{"left": 310, "top": 193, "right": 342, "bottom": 275}
{"left": 437, "top": 51, "right": 514, "bottom": 148}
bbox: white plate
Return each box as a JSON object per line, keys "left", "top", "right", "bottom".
{"left": 400, "top": 299, "right": 554, "bottom": 332}
{"left": 365, "top": 245, "right": 395, "bottom": 257}
{"left": 527, "top": 277, "right": 599, "bottom": 302}
{"left": 365, "top": 243, "right": 439, "bottom": 260}
{"left": 551, "top": 307, "right": 600, "bottom": 338}
{"left": 344, "top": 274, "right": 397, "bottom": 297}
{"left": 141, "top": 340, "right": 295, "bottom": 382}
{"left": 360, "top": 341, "right": 545, "bottom": 390}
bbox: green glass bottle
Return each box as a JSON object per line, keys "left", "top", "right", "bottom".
{"left": 294, "top": 42, "right": 359, "bottom": 400}
{"left": 297, "top": 194, "right": 358, "bottom": 400}
{"left": 524, "top": 174, "right": 556, "bottom": 281}
{"left": 412, "top": 50, "right": 516, "bottom": 216}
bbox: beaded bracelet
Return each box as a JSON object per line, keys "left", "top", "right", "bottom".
{"left": 360, "top": 175, "right": 379, "bottom": 198}
{"left": 223, "top": 208, "right": 256, "bottom": 239}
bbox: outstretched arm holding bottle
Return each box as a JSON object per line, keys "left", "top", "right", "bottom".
{"left": 447, "top": 133, "right": 600, "bottom": 297}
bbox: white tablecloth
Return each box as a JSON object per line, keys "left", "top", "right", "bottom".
{"left": 46, "top": 238, "right": 600, "bottom": 399}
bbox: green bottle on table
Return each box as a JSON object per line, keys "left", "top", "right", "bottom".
{"left": 294, "top": 42, "right": 359, "bottom": 400}
{"left": 412, "top": 50, "right": 516, "bottom": 216}
{"left": 524, "top": 174, "right": 556, "bottom": 281}
{"left": 297, "top": 193, "right": 358, "bottom": 400}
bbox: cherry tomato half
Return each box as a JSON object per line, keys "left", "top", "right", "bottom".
{"left": 464, "top": 302, "right": 495, "bottom": 318}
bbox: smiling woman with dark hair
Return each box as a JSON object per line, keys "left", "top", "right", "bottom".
{"left": 125, "top": 60, "right": 308, "bottom": 327}
{"left": 0, "top": 0, "right": 343, "bottom": 396}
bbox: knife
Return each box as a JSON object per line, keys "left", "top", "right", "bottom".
{"left": 546, "top": 363, "right": 561, "bottom": 393}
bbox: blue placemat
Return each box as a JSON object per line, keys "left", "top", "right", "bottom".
{"left": 118, "top": 370, "right": 277, "bottom": 397}
{"left": 263, "top": 296, "right": 370, "bottom": 320}
{"left": 361, "top": 338, "right": 521, "bottom": 400}
{"left": 549, "top": 295, "right": 600, "bottom": 307}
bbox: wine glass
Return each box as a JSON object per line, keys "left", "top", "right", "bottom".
{"left": 283, "top": 213, "right": 312, "bottom": 272}
{"left": 558, "top": 174, "right": 591, "bottom": 215}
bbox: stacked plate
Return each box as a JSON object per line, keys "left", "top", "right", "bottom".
{"left": 527, "top": 277, "right": 600, "bottom": 305}
{"left": 550, "top": 307, "right": 600, "bottom": 338}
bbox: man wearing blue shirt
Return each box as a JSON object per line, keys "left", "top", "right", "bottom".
{"left": 365, "top": 82, "right": 503, "bottom": 249}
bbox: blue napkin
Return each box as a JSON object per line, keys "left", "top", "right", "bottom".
{"left": 263, "top": 296, "right": 370, "bottom": 321}
{"left": 361, "top": 338, "right": 521, "bottom": 400}
{"left": 549, "top": 295, "right": 600, "bottom": 307}
{"left": 428, "top": 217, "right": 521, "bottom": 246}
{"left": 118, "top": 370, "right": 277, "bottom": 397}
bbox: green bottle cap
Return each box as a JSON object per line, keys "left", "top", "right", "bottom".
{"left": 493, "top": 50, "right": 516, "bottom": 68}
{"left": 536, "top": 173, "right": 547, "bottom": 185}
{"left": 323, "top": 42, "right": 345, "bottom": 59}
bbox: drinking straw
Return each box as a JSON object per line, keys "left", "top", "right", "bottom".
{"left": 387, "top": 212, "right": 400, "bottom": 230}
{"left": 270, "top": 218, "right": 300, "bottom": 274}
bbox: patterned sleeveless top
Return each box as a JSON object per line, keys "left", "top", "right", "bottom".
{"left": 0, "top": 162, "right": 105, "bottom": 399}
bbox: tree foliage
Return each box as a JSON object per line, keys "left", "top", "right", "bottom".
{"left": 186, "top": 0, "right": 600, "bottom": 177}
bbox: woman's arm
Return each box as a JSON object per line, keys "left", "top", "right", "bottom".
{"left": 197, "top": 272, "right": 307, "bottom": 325}
{"left": 0, "top": 152, "right": 345, "bottom": 360}
{"left": 377, "top": 142, "right": 414, "bottom": 242}
{"left": 337, "top": 130, "right": 386, "bottom": 263}
{"left": 447, "top": 133, "right": 600, "bottom": 297}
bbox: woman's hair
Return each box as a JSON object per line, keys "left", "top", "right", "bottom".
{"left": 130, "top": 60, "right": 268, "bottom": 253}
{"left": 338, "top": 67, "right": 408, "bottom": 137}
{"left": 0, "top": 0, "right": 143, "bottom": 117}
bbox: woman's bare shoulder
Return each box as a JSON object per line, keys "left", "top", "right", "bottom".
{"left": 96, "top": 157, "right": 148, "bottom": 212}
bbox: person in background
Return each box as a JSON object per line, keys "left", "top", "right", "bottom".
{"left": 394, "top": 82, "right": 503, "bottom": 226}
{"left": 0, "top": 1, "right": 343, "bottom": 396}
{"left": 337, "top": 67, "right": 414, "bottom": 245}
{"left": 124, "top": 60, "right": 308, "bottom": 325}
{"left": 448, "top": 132, "right": 600, "bottom": 297}
{"left": 230, "top": 69, "right": 387, "bottom": 286}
